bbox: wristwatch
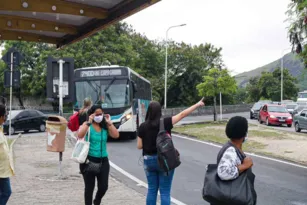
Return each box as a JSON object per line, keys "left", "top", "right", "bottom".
{"left": 86, "top": 122, "right": 91, "bottom": 126}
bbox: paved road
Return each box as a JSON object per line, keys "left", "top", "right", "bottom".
{"left": 108, "top": 135, "right": 307, "bottom": 205}
{"left": 108, "top": 112, "right": 307, "bottom": 205}
{"left": 11, "top": 112, "right": 307, "bottom": 205}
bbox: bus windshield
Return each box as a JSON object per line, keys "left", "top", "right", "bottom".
{"left": 75, "top": 79, "right": 130, "bottom": 109}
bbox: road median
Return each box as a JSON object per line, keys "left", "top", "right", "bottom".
{"left": 173, "top": 121, "right": 307, "bottom": 166}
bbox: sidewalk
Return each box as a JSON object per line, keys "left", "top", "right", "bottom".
{"left": 8, "top": 134, "right": 146, "bottom": 205}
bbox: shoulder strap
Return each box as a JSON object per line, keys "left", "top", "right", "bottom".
{"left": 159, "top": 118, "right": 165, "bottom": 132}
{"left": 87, "top": 126, "right": 91, "bottom": 142}
{"left": 217, "top": 142, "right": 232, "bottom": 163}
{"left": 217, "top": 141, "right": 245, "bottom": 163}
{"left": 100, "top": 129, "right": 103, "bottom": 157}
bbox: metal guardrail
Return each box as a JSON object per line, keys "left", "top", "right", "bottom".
{"left": 9, "top": 104, "right": 252, "bottom": 119}
{"left": 162, "top": 104, "right": 252, "bottom": 117}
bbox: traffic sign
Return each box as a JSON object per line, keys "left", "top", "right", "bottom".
{"left": 1, "top": 47, "right": 24, "bottom": 67}
{"left": 47, "top": 57, "right": 74, "bottom": 103}
{"left": 4, "top": 70, "right": 20, "bottom": 88}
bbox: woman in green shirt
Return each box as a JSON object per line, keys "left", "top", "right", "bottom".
{"left": 78, "top": 104, "right": 119, "bottom": 205}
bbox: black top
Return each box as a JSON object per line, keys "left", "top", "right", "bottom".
{"left": 138, "top": 117, "right": 173, "bottom": 156}
{"left": 78, "top": 111, "right": 88, "bottom": 126}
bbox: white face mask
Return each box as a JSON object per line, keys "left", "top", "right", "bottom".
{"left": 94, "top": 115, "right": 103, "bottom": 123}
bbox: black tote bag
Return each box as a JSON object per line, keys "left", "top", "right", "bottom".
{"left": 202, "top": 142, "right": 257, "bottom": 205}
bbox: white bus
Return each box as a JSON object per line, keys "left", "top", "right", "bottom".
{"left": 73, "top": 66, "right": 152, "bottom": 139}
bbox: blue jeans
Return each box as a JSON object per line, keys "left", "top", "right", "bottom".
{"left": 144, "top": 155, "right": 174, "bottom": 205}
{"left": 0, "top": 178, "right": 11, "bottom": 205}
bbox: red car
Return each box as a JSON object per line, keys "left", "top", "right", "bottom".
{"left": 258, "top": 104, "right": 292, "bottom": 127}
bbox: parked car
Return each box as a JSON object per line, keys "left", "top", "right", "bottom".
{"left": 292, "top": 103, "right": 307, "bottom": 116}
{"left": 3, "top": 109, "right": 48, "bottom": 135}
{"left": 285, "top": 103, "right": 298, "bottom": 115}
{"left": 282, "top": 100, "right": 294, "bottom": 104}
{"left": 258, "top": 104, "right": 293, "bottom": 127}
{"left": 250, "top": 102, "right": 264, "bottom": 119}
{"left": 293, "top": 109, "right": 307, "bottom": 132}
{"left": 258, "top": 100, "right": 272, "bottom": 104}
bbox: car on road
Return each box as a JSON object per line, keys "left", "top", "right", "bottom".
{"left": 258, "top": 104, "right": 293, "bottom": 127}
{"left": 293, "top": 109, "right": 307, "bottom": 132}
{"left": 250, "top": 102, "right": 264, "bottom": 119}
{"left": 4, "top": 109, "right": 48, "bottom": 135}
{"left": 282, "top": 100, "right": 294, "bottom": 104}
{"left": 292, "top": 102, "right": 307, "bottom": 116}
{"left": 285, "top": 103, "right": 298, "bottom": 115}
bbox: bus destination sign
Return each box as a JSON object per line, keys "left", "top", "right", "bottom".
{"left": 80, "top": 69, "right": 122, "bottom": 78}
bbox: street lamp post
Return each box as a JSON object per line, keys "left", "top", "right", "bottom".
{"left": 164, "top": 24, "right": 186, "bottom": 109}
{"left": 281, "top": 48, "right": 291, "bottom": 102}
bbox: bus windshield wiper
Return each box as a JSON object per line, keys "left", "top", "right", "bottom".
{"left": 104, "top": 77, "right": 116, "bottom": 93}
{"left": 85, "top": 80, "right": 100, "bottom": 103}
{"left": 105, "top": 92, "right": 113, "bottom": 106}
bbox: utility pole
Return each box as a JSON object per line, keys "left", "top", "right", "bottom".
{"left": 164, "top": 24, "right": 186, "bottom": 109}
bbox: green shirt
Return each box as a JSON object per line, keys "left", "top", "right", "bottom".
{"left": 85, "top": 125, "right": 108, "bottom": 158}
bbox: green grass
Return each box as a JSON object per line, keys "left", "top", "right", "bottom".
{"left": 173, "top": 123, "right": 267, "bottom": 152}
{"left": 174, "top": 123, "right": 286, "bottom": 139}
{"left": 174, "top": 123, "right": 307, "bottom": 165}
{"left": 248, "top": 130, "right": 286, "bottom": 139}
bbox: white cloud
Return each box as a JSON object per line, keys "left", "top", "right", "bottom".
{"left": 125, "top": 0, "right": 292, "bottom": 74}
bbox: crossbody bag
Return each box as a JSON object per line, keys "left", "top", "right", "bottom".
{"left": 84, "top": 128, "right": 104, "bottom": 175}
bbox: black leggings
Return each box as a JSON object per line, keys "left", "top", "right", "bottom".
{"left": 80, "top": 156, "right": 110, "bottom": 205}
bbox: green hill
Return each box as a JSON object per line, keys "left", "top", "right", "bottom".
{"left": 235, "top": 52, "right": 304, "bottom": 88}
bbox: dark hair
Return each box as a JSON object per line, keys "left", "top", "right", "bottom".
{"left": 0, "top": 104, "right": 6, "bottom": 117}
{"left": 145, "top": 101, "right": 162, "bottom": 127}
{"left": 225, "top": 116, "right": 248, "bottom": 139}
{"left": 87, "top": 104, "right": 107, "bottom": 129}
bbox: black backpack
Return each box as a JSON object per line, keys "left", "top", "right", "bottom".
{"left": 156, "top": 118, "right": 181, "bottom": 173}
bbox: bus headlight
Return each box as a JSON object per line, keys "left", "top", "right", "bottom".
{"left": 121, "top": 113, "right": 132, "bottom": 125}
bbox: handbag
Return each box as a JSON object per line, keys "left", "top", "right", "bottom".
{"left": 84, "top": 160, "right": 102, "bottom": 175}
{"left": 71, "top": 127, "right": 91, "bottom": 164}
{"left": 84, "top": 129, "right": 104, "bottom": 175}
{"left": 202, "top": 142, "right": 257, "bottom": 205}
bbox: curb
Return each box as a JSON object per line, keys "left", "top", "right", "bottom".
{"left": 177, "top": 120, "right": 229, "bottom": 126}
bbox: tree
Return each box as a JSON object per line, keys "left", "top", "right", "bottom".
{"left": 271, "top": 68, "right": 298, "bottom": 100}
{"left": 196, "top": 68, "right": 237, "bottom": 121}
{"left": 246, "top": 77, "right": 261, "bottom": 103}
{"left": 0, "top": 22, "right": 226, "bottom": 108}
{"left": 233, "top": 88, "right": 248, "bottom": 104}
{"left": 0, "top": 41, "right": 55, "bottom": 106}
{"left": 166, "top": 42, "right": 224, "bottom": 107}
{"left": 286, "top": 0, "right": 306, "bottom": 67}
{"left": 246, "top": 68, "right": 299, "bottom": 102}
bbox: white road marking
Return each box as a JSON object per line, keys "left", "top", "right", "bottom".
{"left": 173, "top": 134, "right": 307, "bottom": 170}
{"left": 109, "top": 161, "right": 187, "bottom": 205}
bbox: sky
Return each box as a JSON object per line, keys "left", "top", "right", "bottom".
{"left": 124, "top": 0, "right": 293, "bottom": 75}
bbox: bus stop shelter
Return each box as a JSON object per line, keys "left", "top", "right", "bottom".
{"left": 0, "top": 0, "right": 160, "bottom": 47}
